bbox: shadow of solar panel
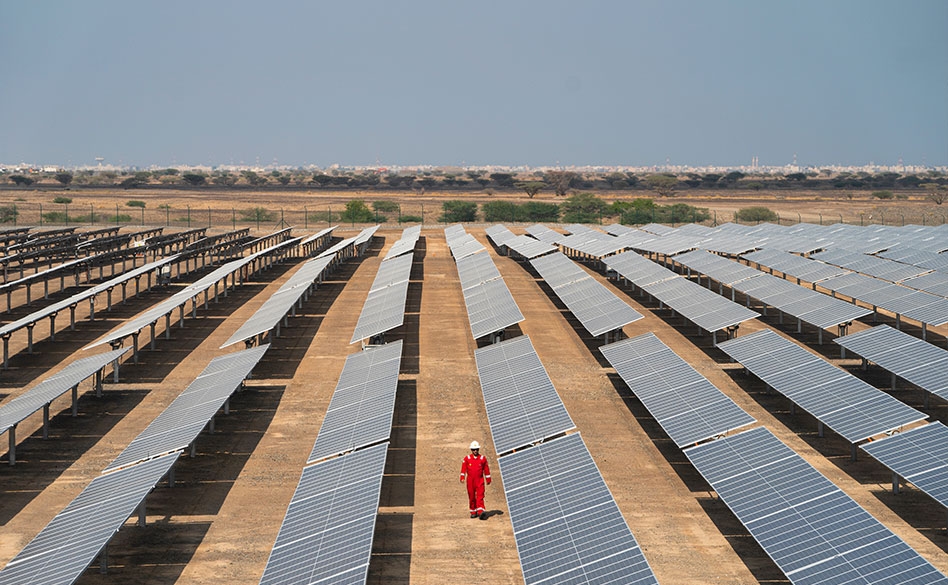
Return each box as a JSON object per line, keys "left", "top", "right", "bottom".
{"left": 862, "top": 422, "right": 948, "bottom": 509}
{"left": 601, "top": 333, "right": 755, "bottom": 446}
{"left": 260, "top": 443, "right": 387, "bottom": 585}
{"left": 684, "top": 427, "right": 948, "bottom": 585}
{"left": 106, "top": 345, "right": 268, "bottom": 471}
{"left": 498, "top": 433, "right": 658, "bottom": 585}
{"left": 0, "top": 346, "right": 129, "bottom": 435}
{"left": 836, "top": 325, "right": 948, "bottom": 400}
{"left": 475, "top": 335, "right": 574, "bottom": 454}
{"left": 718, "top": 330, "right": 926, "bottom": 443}
{"left": 308, "top": 341, "right": 402, "bottom": 462}
{"left": 0, "top": 452, "right": 179, "bottom": 585}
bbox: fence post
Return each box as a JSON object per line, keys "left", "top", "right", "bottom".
{"left": 880, "top": 211, "right": 885, "bottom": 225}
{"left": 838, "top": 213, "right": 842, "bottom": 224}
{"left": 187, "top": 205, "right": 191, "bottom": 228}
{"left": 39, "top": 203, "right": 43, "bottom": 225}
{"left": 256, "top": 210, "right": 260, "bottom": 231}
{"left": 304, "top": 206, "right": 308, "bottom": 229}
{"left": 713, "top": 210, "right": 716, "bottom": 226}
{"left": 328, "top": 205, "right": 332, "bottom": 225}
{"left": 12, "top": 203, "right": 15, "bottom": 226}
{"left": 398, "top": 204, "right": 401, "bottom": 225}
{"left": 116, "top": 204, "right": 119, "bottom": 226}
{"left": 141, "top": 207, "right": 145, "bottom": 226}
{"left": 65, "top": 204, "right": 69, "bottom": 225}
{"left": 166, "top": 206, "right": 170, "bottom": 226}
{"left": 232, "top": 208, "right": 236, "bottom": 230}
{"left": 900, "top": 214, "right": 904, "bottom": 226}
{"left": 797, "top": 212, "right": 801, "bottom": 224}
{"left": 818, "top": 213, "right": 822, "bottom": 225}
{"left": 91, "top": 204, "right": 95, "bottom": 224}
{"left": 208, "top": 207, "right": 211, "bottom": 228}
{"left": 421, "top": 203, "right": 424, "bottom": 224}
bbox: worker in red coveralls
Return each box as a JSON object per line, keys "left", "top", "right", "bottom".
{"left": 460, "top": 440, "right": 491, "bottom": 518}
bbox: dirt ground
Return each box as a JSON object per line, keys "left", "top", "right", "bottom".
{"left": 0, "top": 225, "right": 945, "bottom": 585}
{"left": 2, "top": 186, "right": 947, "bottom": 227}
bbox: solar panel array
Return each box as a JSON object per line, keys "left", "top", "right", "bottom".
{"left": 308, "top": 340, "right": 403, "bottom": 462}
{"left": 474, "top": 335, "right": 574, "bottom": 454}
{"left": 861, "top": 422, "right": 948, "bottom": 511}
{"left": 485, "top": 224, "right": 517, "bottom": 247}
{"left": 105, "top": 345, "right": 270, "bottom": 471}
{"left": 449, "top": 228, "right": 525, "bottom": 339}
{"left": 382, "top": 225, "right": 422, "bottom": 261}
{"left": 604, "top": 251, "right": 757, "bottom": 333}
{"left": 835, "top": 325, "right": 948, "bottom": 401}
{"left": 353, "top": 224, "right": 380, "bottom": 248}
{"left": 88, "top": 235, "right": 305, "bottom": 350}
{"left": 350, "top": 251, "right": 414, "bottom": 343}
{"left": 504, "top": 234, "right": 557, "bottom": 259}
{"left": 0, "top": 452, "right": 180, "bottom": 585}
{"left": 684, "top": 426, "right": 948, "bottom": 585}
{"left": 811, "top": 248, "right": 930, "bottom": 283}
{"left": 901, "top": 270, "right": 948, "bottom": 298}
{"left": 499, "top": 433, "right": 659, "bottom": 585}
{"left": 879, "top": 247, "right": 948, "bottom": 272}
{"left": 600, "top": 333, "right": 755, "bottom": 446}
{"left": 745, "top": 249, "right": 948, "bottom": 328}
{"left": 524, "top": 223, "right": 562, "bottom": 244}
{"left": 730, "top": 272, "right": 872, "bottom": 329}
{"left": 530, "top": 252, "right": 643, "bottom": 336}
{"left": 222, "top": 254, "right": 336, "bottom": 348}
{"left": 718, "top": 330, "right": 927, "bottom": 443}
{"left": 0, "top": 347, "right": 129, "bottom": 435}
{"left": 259, "top": 442, "right": 388, "bottom": 585}
{"left": 446, "top": 232, "right": 486, "bottom": 260}
{"left": 316, "top": 234, "right": 358, "bottom": 259}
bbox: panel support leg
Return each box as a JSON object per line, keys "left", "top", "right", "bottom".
{"left": 72, "top": 385, "right": 78, "bottom": 417}
{"left": 851, "top": 444, "right": 858, "bottom": 462}
{"left": 892, "top": 473, "right": 900, "bottom": 495}
{"left": 817, "top": 421, "right": 824, "bottom": 438}
{"left": 99, "top": 543, "right": 108, "bottom": 574}
{"left": 138, "top": 500, "right": 146, "bottom": 527}
{"left": 43, "top": 404, "right": 49, "bottom": 438}
{"left": 8, "top": 425, "right": 15, "bottom": 465}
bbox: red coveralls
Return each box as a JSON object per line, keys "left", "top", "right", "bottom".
{"left": 460, "top": 453, "right": 491, "bottom": 515}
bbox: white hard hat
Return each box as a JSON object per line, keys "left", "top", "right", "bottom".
{"left": 470, "top": 441, "right": 480, "bottom": 450}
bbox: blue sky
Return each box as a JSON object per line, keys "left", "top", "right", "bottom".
{"left": 1, "top": 1, "right": 945, "bottom": 167}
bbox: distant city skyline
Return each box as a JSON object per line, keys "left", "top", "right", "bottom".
{"left": 1, "top": 1, "right": 946, "bottom": 167}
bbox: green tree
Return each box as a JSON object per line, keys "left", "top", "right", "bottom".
{"left": 120, "top": 177, "right": 146, "bottom": 188}
{"left": 489, "top": 173, "right": 515, "bottom": 188}
{"left": 182, "top": 173, "right": 206, "bottom": 186}
{"left": 521, "top": 201, "right": 559, "bottom": 222}
{"left": 213, "top": 173, "right": 237, "bottom": 187}
{"left": 340, "top": 200, "right": 376, "bottom": 223}
{"left": 372, "top": 200, "right": 400, "bottom": 213}
{"left": 240, "top": 207, "right": 276, "bottom": 222}
{"left": 277, "top": 175, "right": 291, "bottom": 186}
{"left": 9, "top": 175, "right": 34, "bottom": 186}
{"left": 242, "top": 171, "right": 268, "bottom": 186}
{"left": 0, "top": 205, "right": 19, "bottom": 223}
{"left": 518, "top": 181, "right": 545, "bottom": 198}
{"left": 55, "top": 172, "right": 73, "bottom": 186}
{"left": 734, "top": 206, "right": 778, "bottom": 223}
{"left": 871, "top": 190, "right": 894, "bottom": 200}
{"left": 544, "top": 171, "right": 577, "bottom": 196}
{"left": 53, "top": 196, "right": 72, "bottom": 204}
{"left": 560, "top": 192, "right": 606, "bottom": 223}
{"left": 482, "top": 201, "right": 522, "bottom": 222}
{"left": 440, "top": 200, "right": 478, "bottom": 222}
{"left": 644, "top": 174, "right": 678, "bottom": 197}
{"left": 125, "top": 200, "right": 146, "bottom": 208}
{"left": 922, "top": 183, "right": 946, "bottom": 205}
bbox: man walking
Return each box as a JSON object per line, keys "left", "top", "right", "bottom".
{"left": 460, "top": 441, "right": 491, "bottom": 518}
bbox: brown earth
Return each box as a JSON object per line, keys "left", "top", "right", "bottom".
{"left": 0, "top": 225, "right": 944, "bottom": 585}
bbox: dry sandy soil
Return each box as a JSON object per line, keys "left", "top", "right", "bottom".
{"left": 2, "top": 187, "right": 947, "bottom": 227}
{"left": 0, "top": 224, "right": 944, "bottom": 585}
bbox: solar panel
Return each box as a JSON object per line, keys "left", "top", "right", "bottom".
{"left": 639, "top": 223, "right": 676, "bottom": 236}
{"left": 485, "top": 224, "right": 517, "bottom": 247}
{"left": 743, "top": 248, "right": 846, "bottom": 283}
{"left": 861, "top": 422, "right": 948, "bottom": 509}
{"left": 811, "top": 248, "right": 930, "bottom": 283}
{"left": 447, "top": 233, "right": 486, "bottom": 260}
{"left": 673, "top": 249, "right": 763, "bottom": 286}
{"left": 260, "top": 443, "right": 388, "bottom": 585}
{"left": 444, "top": 224, "right": 467, "bottom": 243}
{"left": 317, "top": 235, "right": 358, "bottom": 259}
{"left": 474, "top": 335, "right": 574, "bottom": 454}
{"left": 461, "top": 277, "right": 525, "bottom": 339}
{"left": 524, "top": 224, "right": 562, "bottom": 244}
{"left": 382, "top": 228, "right": 420, "bottom": 261}
{"left": 835, "top": 325, "right": 948, "bottom": 401}
{"left": 505, "top": 235, "right": 557, "bottom": 259}
{"left": 499, "top": 433, "right": 659, "bottom": 585}
{"left": 718, "top": 330, "right": 927, "bottom": 443}
{"left": 350, "top": 253, "right": 414, "bottom": 343}
{"left": 684, "top": 426, "right": 948, "bottom": 585}
{"left": 456, "top": 250, "right": 501, "bottom": 291}
{"left": 353, "top": 225, "right": 380, "bottom": 247}
{"left": 105, "top": 345, "right": 269, "bottom": 471}
{"left": 901, "top": 270, "right": 948, "bottom": 298}
{"left": 222, "top": 255, "right": 336, "bottom": 348}
{"left": 640, "top": 276, "right": 759, "bottom": 333}
{"left": 530, "top": 252, "right": 645, "bottom": 336}
{"left": 0, "top": 452, "right": 179, "bottom": 585}
{"left": 878, "top": 247, "right": 948, "bottom": 272}
{"left": 308, "top": 341, "right": 402, "bottom": 462}
{"left": 603, "top": 250, "right": 678, "bottom": 287}
{"left": 0, "top": 347, "right": 129, "bottom": 436}
{"left": 601, "top": 333, "right": 755, "bottom": 446}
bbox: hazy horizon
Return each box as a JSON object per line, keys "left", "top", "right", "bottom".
{"left": 2, "top": 1, "right": 946, "bottom": 168}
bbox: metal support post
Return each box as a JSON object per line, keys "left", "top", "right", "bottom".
{"left": 72, "top": 385, "right": 79, "bottom": 416}
{"left": 43, "top": 404, "right": 50, "bottom": 438}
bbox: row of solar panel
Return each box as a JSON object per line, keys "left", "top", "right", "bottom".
{"left": 350, "top": 234, "right": 416, "bottom": 343}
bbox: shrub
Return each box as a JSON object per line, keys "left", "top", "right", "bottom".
{"left": 108, "top": 214, "right": 133, "bottom": 223}
{"left": 9, "top": 175, "right": 34, "bottom": 186}
{"left": 560, "top": 192, "right": 607, "bottom": 224}
{"left": 734, "top": 206, "right": 778, "bottom": 223}
{"left": 42, "top": 211, "right": 69, "bottom": 223}
{"left": 619, "top": 201, "right": 709, "bottom": 225}
{"left": 440, "top": 200, "right": 478, "bottom": 222}
{"left": 239, "top": 207, "right": 276, "bottom": 222}
{"left": 894, "top": 193, "right": 908, "bottom": 200}
{"left": 872, "top": 190, "right": 894, "bottom": 200}
{"left": 126, "top": 200, "right": 146, "bottom": 208}
{"left": 521, "top": 201, "right": 559, "bottom": 222}
{"left": 339, "top": 200, "right": 376, "bottom": 223}
{"left": 307, "top": 211, "right": 340, "bottom": 223}
{"left": 53, "top": 196, "right": 72, "bottom": 204}
{"left": 399, "top": 215, "right": 423, "bottom": 223}
{"left": 182, "top": 173, "right": 207, "bottom": 186}
{"left": 0, "top": 205, "right": 19, "bottom": 223}
{"left": 372, "top": 200, "right": 400, "bottom": 213}
{"left": 119, "top": 177, "right": 146, "bottom": 188}
{"left": 482, "top": 201, "right": 522, "bottom": 222}
{"left": 157, "top": 204, "right": 171, "bottom": 209}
